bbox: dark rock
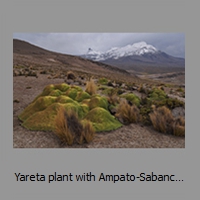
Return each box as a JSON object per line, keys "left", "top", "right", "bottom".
{"left": 67, "top": 71, "right": 76, "bottom": 80}
{"left": 172, "top": 107, "right": 185, "bottom": 118}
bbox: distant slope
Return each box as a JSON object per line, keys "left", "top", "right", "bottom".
{"left": 101, "top": 52, "right": 185, "bottom": 70}
{"left": 13, "top": 39, "right": 132, "bottom": 79}
{"left": 14, "top": 39, "right": 51, "bottom": 55}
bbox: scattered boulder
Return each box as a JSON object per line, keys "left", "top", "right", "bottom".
{"left": 132, "top": 86, "right": 138, "bottom": 90}
{"left": 13, "top": 70, "right": 20, "bottom": 76}
{"left": 67, "top": 71, "right": 76, "bottom": 80}
{"left": 60, "top": 74, "right": 65, "bottom": 79}
{"left": 121, "top": 83, "right": 126, "bottom": 89}
{"left": 13, "top": 68, "right": 38, "bottom": 77}
{"left": 107, "top": 81, "right": 117, "bottom": 88}
{"left": 40, "top": 70, "right": 47, "bottom": 74}
{"left": 108, "top": 104, "right": 117, "bottom": 115}
{"left": 28, "top": 70, "right": 37, "bottom": 77}
{"left": 171, "top": 107, "right": 185, "bottom": 118}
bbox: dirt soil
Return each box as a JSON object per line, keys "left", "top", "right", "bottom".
{"left": 13, "top": 75, "right": 185, "bottom": 148}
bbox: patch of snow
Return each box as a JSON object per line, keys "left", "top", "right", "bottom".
{"left": 85, "top": 41, "right": 158, "bottom": 61}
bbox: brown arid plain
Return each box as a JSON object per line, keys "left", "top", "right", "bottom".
{"left": 13, "top": 39, "right": 185, "bottom": 148}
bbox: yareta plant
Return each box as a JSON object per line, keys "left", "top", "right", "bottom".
{"left": 18, "top": 83, "right": 122, "bottom": 132}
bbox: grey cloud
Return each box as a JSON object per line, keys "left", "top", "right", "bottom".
{"left": 13, "top": 33, "right": 185, "bottom": 58}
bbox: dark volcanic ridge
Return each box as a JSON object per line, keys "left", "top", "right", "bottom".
{"left": 100, "top": 52, "right": 185, "bottom": 70}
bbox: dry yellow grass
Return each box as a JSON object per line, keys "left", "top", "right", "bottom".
{"left": 54, "top": 107, "right": 75, "bottom": 145}
{"left": 107, "top": 89, "right": 120, "bottom": 106}
{"left": 115, "top": 99, "right": 141, "bottom": 124}
{"left": 173, "top": 116, "right": 185, "bottom": 136}
{"left": 107, "top": 94, "right": 120, "bottom": 106}
{"left": 54, "top": 107, "right": 96, "bottom": 145}
{"left": 82, "top": 120, "right": 95, "bottom": 143}
{"left": 149, "top": 106, "right": 174, "bottom": 134}
{"left": 85, "top": 78, "right": 97, "bottom": 95}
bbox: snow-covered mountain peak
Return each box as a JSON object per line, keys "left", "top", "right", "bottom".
{"left": 84, "top": 42, "right": 159, "bottom": 61}
{"left": 121, "top": 41, "right": 158, "bottom": 55}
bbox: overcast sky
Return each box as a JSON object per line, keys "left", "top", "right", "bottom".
{"left": 13, "top": 33, "right": 185, "bottom": 58}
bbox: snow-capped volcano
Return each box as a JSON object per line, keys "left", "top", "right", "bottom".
{"left": 80, "top": 41, "right": 185, "bottom": 71}
{"left": 104, "top": 41, "right": 158, "bottom": 60}
{"left": 83, "top": 42, "right": 159, "bottom": 61}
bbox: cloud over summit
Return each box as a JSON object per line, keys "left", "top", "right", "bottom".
{"left": 13, "top": 33, "right": 185, "bottom": 58}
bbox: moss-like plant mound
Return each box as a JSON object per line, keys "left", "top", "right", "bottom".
{"left": 19, "top": 96, "right": 57, "bottom": 122}
{"left": 143, "top": 88, "right": 184, "bottom": 109}
{"left": 139, "top": 87, "right": 185, "bottom": 125}
{"left": 84, "top": 107, "right": 122, "bottom": 132}
{"left": 65, "top": 86, "right": 83, "bottom": 100}
{"left": 56, "top": 96, "right": 76, "bottom": 104}
{"left": 22, "top": 103, "right": 62, "bottom": 131}
{"left": 54, "top": 83, "right": 70, "bottom": 92}
{"left": 98, "top": 77, "right": 109, "bottom": 85}
{"left": 20, "top": 100, "right": 88, "bottom": 131}
{"left": 88, "top": 95, "right": 108, "bottom": 110}
{"left": 18, "top": 83, "right": 122, "bottom": 133}
{"left": 39, "top": 84, "right": 55, "bottom": 96}
{"left": 155, "top": 98, "right": 185, "bottom": 109}
{"left": 120, "top": 93, "right": 140, "bottom": 107}
{"left": 75, "top": 91, "right": 91, "bottom": 102}
{"left": 148, "top": 88, "right": 167, "bottom": 101}
{"left": 36, "top": 83, "right": 70, "bottom": 98}
{"left": 49, "top": 89, "right": 63, "bottom": 97}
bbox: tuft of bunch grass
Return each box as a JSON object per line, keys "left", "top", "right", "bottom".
{"left": 85, "top": 78, "right": 97, "bottom": 95}
{"left": 173, "top": 116, "right": 185, "bottom": 136}
{"left": 54, "top": 107, "right": 74, "bottom": 145}
{"left": 149, "top": 106, "right": 174, "bottom": 134}
{"left": 54, "top": 107, "right": 96, "bottom": 145}
{"left": 107, "top": 89, "right": 120, "bottom": 106}
{"left": 82, "top": 120, "right": 95, "bottom": 143}
{"left": 115, "top": 99, "right": 141, "bottom": 124}
{"left": 54, "top": 107, "right": 83, "bottom": 145}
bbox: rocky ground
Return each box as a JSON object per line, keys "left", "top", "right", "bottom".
{"left": 13, "top": 74, "right": 185, "bottom": 148}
